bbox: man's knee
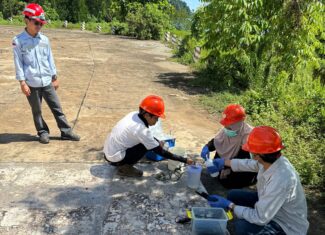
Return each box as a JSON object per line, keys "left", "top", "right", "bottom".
{"left": 227, "top": 189, "right": 244, "bottom": 203}
{"left": 234, "top": 219, "right": 249, "bottom": 235}
{"left": 30, "top": 106, "right": 42, "bottom": 116}
{"left": 234, "top": 219, "right": 262, "bottom": 235}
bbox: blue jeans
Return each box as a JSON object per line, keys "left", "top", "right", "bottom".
{"left": 227, "top": 189, "right": 286, "bottom": 235}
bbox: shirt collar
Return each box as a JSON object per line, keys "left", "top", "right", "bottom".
{"left": 262, "top": 156, "right": 284, "bottom": 180}
{"left": 24, "top": 28, "right": 41, "bottom": 39}
{"left": 138, "top": 113, "right": 149, "bottom": 128}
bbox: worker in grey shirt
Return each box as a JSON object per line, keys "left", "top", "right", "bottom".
{"left": 206, "top": 126, "right": 309, "bottom": 235}
{"left": 12, "top": 3, "right": 80, "bottom": 144}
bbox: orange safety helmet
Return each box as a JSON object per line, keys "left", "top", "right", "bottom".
{"left": 220, "top": 104, "right": 246, "bottom": 126}
{"left": 23, "top": 3, "right": 47, "bottom": 24}
{"left": 140, "top": 95, "right": 166, "bottom": 118}
{"left": 242, "top": 126, "right": 285, "bottom": 154}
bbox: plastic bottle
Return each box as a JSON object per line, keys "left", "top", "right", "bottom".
{"left": 205, "top": 159, "right": 219, "bottom": 177}
{"left": 187, "top": 164, "right": 202, "bottom": 189}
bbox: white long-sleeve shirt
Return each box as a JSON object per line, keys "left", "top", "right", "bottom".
{"left": 103, "top": 112, "right": 159, "bottom": 162}
{"left": 231, "top": 157, "right": 309, "bottom": 235}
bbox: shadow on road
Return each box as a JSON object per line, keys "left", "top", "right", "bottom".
{"left": 0, "top": 133, "right": 38, "bottom": 144}
{"left": 90, "top": 164, "right": 114, "bottom": 179}
{"left": 155, "top": 72, "right": 209, "bottom": 95}
{"left": 0, "top": 133, "right": 64, "bottom": 144}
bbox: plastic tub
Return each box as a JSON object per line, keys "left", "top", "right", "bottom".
{"left": 191, "top": 207, "right": 228, "bottom": 235}
{"left": 187, "top": 165, "right": 202, "bottom": 189}
{"left": 164, "top": 138, "right": 176, "bottom": 148}
{"left": 145, "top": 151, "right": 164, "bottom": 161}
{"left": 145, "top": 138, "right": 176, "bottom": 161}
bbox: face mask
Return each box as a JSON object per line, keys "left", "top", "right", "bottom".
{"left": 224, "top": 128, "right": 238, "bottom": 137}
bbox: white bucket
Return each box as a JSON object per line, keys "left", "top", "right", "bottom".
{"left": 187, "top": 165, "right": 202, "bottom": 189}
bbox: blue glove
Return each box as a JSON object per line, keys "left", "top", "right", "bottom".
{"left": 213, "top": 158, "right": 225, "bottom": 171}
{"left": 206, "top": 163, "right": 219, "bottom": 174}
{"left": 207, "top": 195, "right": 232, "bottom": 209}
{"left": 200, "top": 145, "right": 210, "bottom": 161}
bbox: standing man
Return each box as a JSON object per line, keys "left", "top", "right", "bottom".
{"left": 103, "top": 95, "right": 194, "bottom": 177}
{"left": 207, "top": 126, "right": 309, "bottom": 235}
{"left": 12, "top": 3, "right": 80, "bottom": 144}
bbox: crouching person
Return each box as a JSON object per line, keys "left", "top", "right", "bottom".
{"left": 103, "top": 95, "right": 194, "bottom": 177}
{"left": 206, "top": 126, "right": 309, "bottom": 235}
{"left": 201, "top": 104, "right": 257, "bottom": 189}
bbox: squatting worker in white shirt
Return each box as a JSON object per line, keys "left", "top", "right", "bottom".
{"left": 103, "top": 95, "right": 194, "bottom": 177}
{"left": 206, "top": 126, "right": 309, "bottom": 235}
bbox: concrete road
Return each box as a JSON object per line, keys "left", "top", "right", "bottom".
{"left": 0, "top": 26, "right": 221, "bottom": 234}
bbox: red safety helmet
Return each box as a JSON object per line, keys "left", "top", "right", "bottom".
{"left": 220, "top": 104, "right": 246, "bottom": 126}
{"left": 140, "top": 95, "right": 166, "bottom": 118}
{"left": 242, "top": 126, "right": 285, "bottom": 154}
{"left": 23, "top": 3, "right": 47, "bottom": 24}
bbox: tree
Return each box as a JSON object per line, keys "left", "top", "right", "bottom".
{"left": 86, "top": 0, "right": 110, "bottom": 21}
{"left": 0, "top": 0, "right": 24, "bottom": 18}
{"left": 195, "top": 0, "right": 324, "bottom": 88}
{"left": 169, "top": 0, "right": 192, "bottom": 30}
{"left": 126, "top": 0, "right": 172, "bottom": 39}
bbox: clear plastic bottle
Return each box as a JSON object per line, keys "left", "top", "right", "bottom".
{"left": 205, "top": 159, "right": 219, "bottom": 177}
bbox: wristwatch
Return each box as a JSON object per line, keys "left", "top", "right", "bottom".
{"left": 52, "top": 75, "right": 57, "bottom": 81}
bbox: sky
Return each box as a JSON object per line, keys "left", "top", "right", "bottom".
{"left": 183, "top": 0, "right": 202, "bottom": 11}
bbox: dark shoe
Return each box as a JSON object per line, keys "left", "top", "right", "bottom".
{"left": 39, "top": 133, "right": 50, "bottom": 144}
{"left": 61, "top": 132, "right": 80, "bottom": 141}
{"left": 117, "top": 165, "right": 143, "bottom": 177}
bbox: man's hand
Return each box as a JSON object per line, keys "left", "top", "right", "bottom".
{"left": 207, "top": 195, "right": 232, "bottom": 210}
{"left": 20, "top": 81, "right": 31, "bottom": 96}
{"left": 220, "top": 168, "right": 231, "bottom": 179}
{"left": 186, "top": 158, "right": 195, "bottom": 165}
{"left": 159, "top": 141, "right": 165, "bottom": 148}
{"left": 52, "top": 78, "right": 59, "bottom": 90}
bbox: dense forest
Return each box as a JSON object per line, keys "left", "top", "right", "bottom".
{"left": 0, "top": 0, "right": 192, "bottom": 29}
{"left": 0, "top": 0, "right": 192, "bottom": 39}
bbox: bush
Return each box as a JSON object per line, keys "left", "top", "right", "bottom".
{"left": 169, "top": 29, "right": 191, "bottom": 38}
{"left": 43, "top": 4, "right": 60, "bottom": 21}
{"left": 174, "top": 35, "right": 198, "bottom": 64}
{"left": 242, "top": 89, "right": 324, "bottom": 186}
{"left": 126, "top": 2, "right": 171, "bottom": 40}
{"left": 110, "top": 20, "right": 129, "bottom": 35}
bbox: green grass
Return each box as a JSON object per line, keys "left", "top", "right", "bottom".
{"left": 0, "top": 18, "right": 113, "bottom": 34}
{"left": 169, "top": 29, "right": 190, "bottom": 38}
